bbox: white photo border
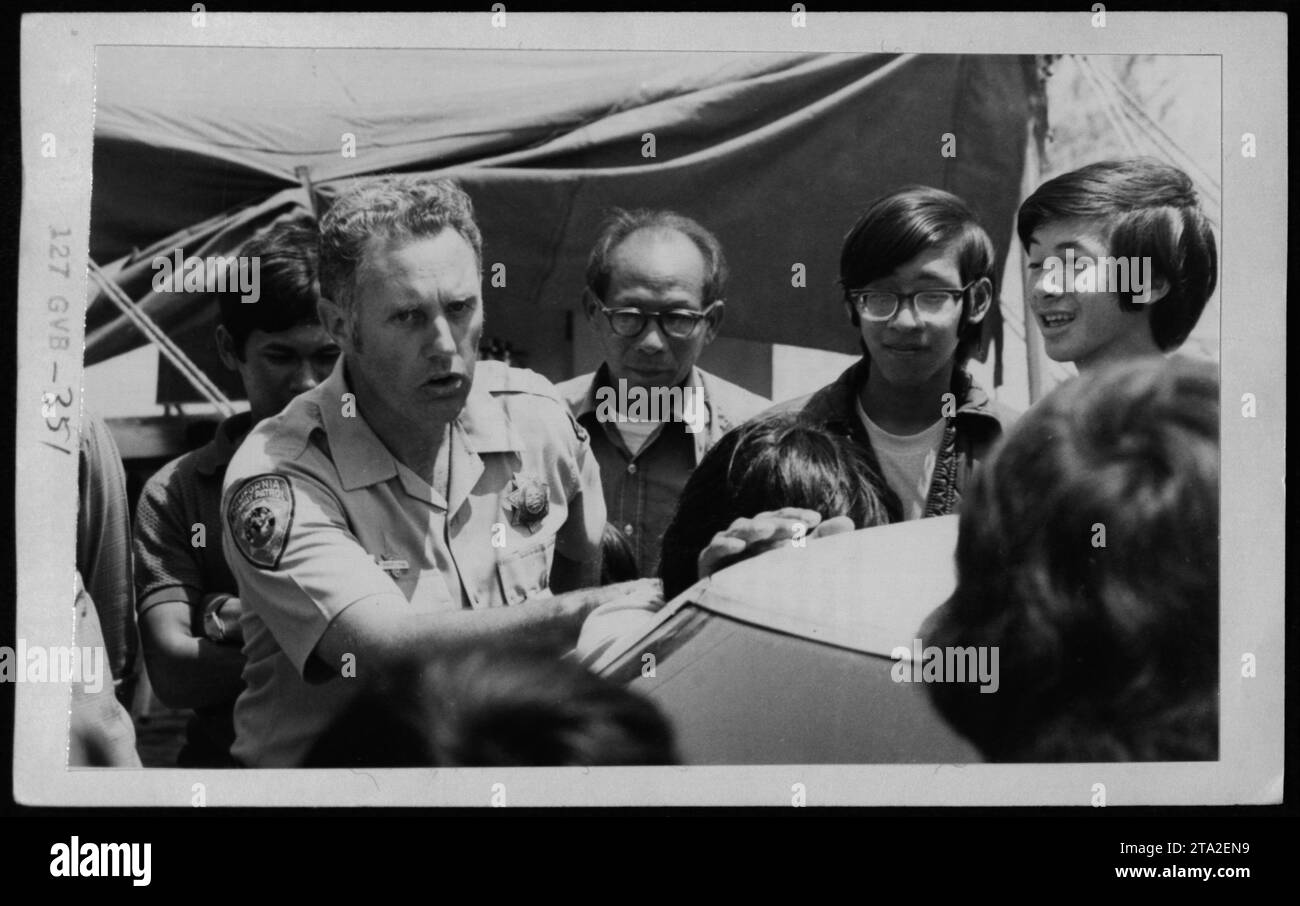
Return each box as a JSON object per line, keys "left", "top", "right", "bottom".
{"left": 15, "top": 10, "right": 1285, "bottom": 806}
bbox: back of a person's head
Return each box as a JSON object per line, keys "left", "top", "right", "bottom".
{"left": 922, "top": 356, "right": 1219, "bottom": 761}
{"left": 599, "top": 521, "right": 639, "bottom": 585}
{"left": 422, "top": 646, "right": 678, "bottom": 766}
{"left": 301, "top": 682, "right": 434, "bottom": 768}
{"left": 1016, "top": 158, "right": 1218, "bottom": 352}
{"left": 657, "top": 412, "right": 894, "bottom": 601}
{"left": 303, "top": 644, "right": 678, "bottom": 767}
{"left": 217, "top": 217, "right": 323, "bottom": 357}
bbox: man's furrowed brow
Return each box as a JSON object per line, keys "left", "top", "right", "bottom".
{"left": 444, "top": 291, "right": 481, "bottom": 307}
{"left": 615, "top": 288, "right": 699, "bottom": 307}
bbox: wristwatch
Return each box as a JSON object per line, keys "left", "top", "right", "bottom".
{"left": 202, "top": 595, "right": 231, "bottom": 643}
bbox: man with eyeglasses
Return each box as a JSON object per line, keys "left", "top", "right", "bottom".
{"left": 767, "top": 186, "right": 1017, "bottom": 522}
{"left": 558, "top": 210, "right": 769, "bottom": 578}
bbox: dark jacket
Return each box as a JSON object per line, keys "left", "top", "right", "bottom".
{"left": 766, "top": 360, "right": 1018, "bottom": 519}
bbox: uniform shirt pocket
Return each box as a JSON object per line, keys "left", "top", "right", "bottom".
{"left": 495, "top": 537, "right": 556, "bottom": 607}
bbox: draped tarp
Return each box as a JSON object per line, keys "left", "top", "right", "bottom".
{"left": 88, "top": 47, "right": 1040, "bottom": 390}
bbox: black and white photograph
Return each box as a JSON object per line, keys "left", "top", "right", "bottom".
{"left": 12, "top": 10, "right": 1285, "bottom": 811}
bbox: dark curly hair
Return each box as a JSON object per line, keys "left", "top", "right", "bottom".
{"left": 318, "top": 175, "right": 483, "bottom": 317}
{"left": 920, "top": 356, "right": 1219, "bottom": 761}
{"left": 303, "top": 642, "right": 678, "bottom": 767}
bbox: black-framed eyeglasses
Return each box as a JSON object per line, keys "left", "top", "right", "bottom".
{"left": 846, "top": 281, "right": 976, "bottom": 322}
{"left": 597, "top": 302, "right": 719, "bottom": 339}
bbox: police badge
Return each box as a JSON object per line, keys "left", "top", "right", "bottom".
{"left": 228, "top": 474, "right": 295, "bottom": 569}
{"left": 504, "top": 471, "right": 550, "bottom": 532}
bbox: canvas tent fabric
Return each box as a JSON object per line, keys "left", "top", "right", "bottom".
{"left": 88, "top": 48, "right": 1040, "bottom": 389}
{"left": 597, "top": 516, "right": 980, "bottom": 764}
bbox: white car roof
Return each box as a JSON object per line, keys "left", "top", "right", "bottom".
{"left": 695, "top": 515, "right": 960, "bottom": 657}
{"left": 587, "top": 516, "right": 959, "bottom": 675}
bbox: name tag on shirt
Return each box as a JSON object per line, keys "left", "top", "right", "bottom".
{"left": 377, "top": 557, "right": 410, "bottom": 576}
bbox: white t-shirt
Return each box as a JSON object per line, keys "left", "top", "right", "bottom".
{"left": 613, "top": 418, "right": 661, "bottom": 456}
{"left": 856, "top": 399, "right": 946, "bottom": 521}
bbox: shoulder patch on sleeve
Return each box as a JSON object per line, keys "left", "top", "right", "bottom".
{"left": 227, "top": 474, "right": 295, "bottom": 570}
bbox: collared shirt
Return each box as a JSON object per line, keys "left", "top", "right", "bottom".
{"left": 134, "top": 410, "right": 253, "bottom": 761}
{"left": 136, "top": 411, "right": 251, "bottom": 610}
{"left": 222, "top": 357, "right": 604, "bottom": 767}
{"left": 766, "top": 359, "right": 1018, "bottom": 519}
{"left": 556, "top": 365, "right": 770, "bottom": 577}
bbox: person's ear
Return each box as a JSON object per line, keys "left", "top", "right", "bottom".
{"left": 581, "top": 288, "right": 601, "bottom": 323}
{"left": 215, "top": 325, "right": 241, "bottom": 371}
{"left": 702, "top": 299, "right": 725, "bottom": 343}
{"left": 317, "top": 297, "right": 352, "bottom": 350}
{"left": 965, "top": 277, "right": 993, "bottom": 326}
{"left": 1136, "top": 276, "right": 1170, "bottom": 306}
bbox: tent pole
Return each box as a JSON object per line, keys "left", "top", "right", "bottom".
{"left": 1021, "top": 118, "right": 1048, "bottom": 406}
{"left": 88, "top": 261, "right": 237, "bottom": 419}
{"left": 296, "top": 165, "right": 319, "bottom": 219}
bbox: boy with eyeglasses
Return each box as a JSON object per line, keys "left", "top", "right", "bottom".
{"left": 558, "top": 209, "right": 769, "bottom": 578}
{"left": 769, "top": 186, "right": 1017, "bottom": 521}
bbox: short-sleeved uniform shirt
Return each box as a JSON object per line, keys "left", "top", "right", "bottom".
{"left": 221, "top": 358, "right": 605, "bottom": 767}
{"left": 134, "top": 411, "right": 251, "bottom": 762}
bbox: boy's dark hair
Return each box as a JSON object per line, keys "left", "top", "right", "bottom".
{"left": 599, "top": 522, "right": 639, "bottom": 585}
{"left": 217, "top": 218, "right": 323, "bottom": 358}
{"left": 839, "top": 186, "right": 998, "bottom": 368}
{"left": 920, "top": 356, "right": 1219, "bottom": 761}
{"left": 300, "top": 681, "right": 434, "bottom": 768}
{"left": 423, "top": 646, "right": 678, "bottom": 767}
{"left": 657, "top": 412, "right": 895, "bottom": 601}
{"left": 586, "top": 209, "right": 728, "bottom": 306}
{"left": 1016, "top": 158, "right": 1218, "bottom": 351}
{"left": 303, "top": 643, "right": 679, "bottom": 768}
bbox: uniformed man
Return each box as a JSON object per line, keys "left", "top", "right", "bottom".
{"left": 557, "top": 210, "right": 769, "bottom": 578}
{"left": 221, "top": 175, "right": 651, "bottom": 767}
